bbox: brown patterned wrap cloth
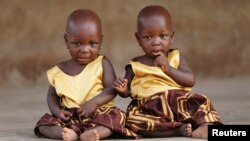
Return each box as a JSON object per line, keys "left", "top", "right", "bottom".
{"left": 126, "top": 89, "right": 222, "bottom": 133}
{"left": 34, "top": 106, "right": 138, "bottom": 138}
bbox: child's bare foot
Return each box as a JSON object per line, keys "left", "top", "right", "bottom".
{"left": 80, "top": 129, "right": 99, "bottom": 141}
{"left": 179, "top": 123, "right": 192, "bottom": 137}
{"left": 192, "top": 123, "right": 209, "bottom": 139}
{"left": 62, "top": 127, "right": 78, "bottom": 141}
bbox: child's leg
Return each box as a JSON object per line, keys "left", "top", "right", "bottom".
{"left": 192, "top": 123, "right": 210, "bottom": 139}
{"left": 61, "top": 127, "right": 78, "bottom": 141}
{"left": 80, "top": 126, "right": 112, "bottom": 141}
{"left": 38, "top": 125, "right": 63, "bottom": 139}
{"left": 138, "top": 123, "right": 192, "bottom": 137}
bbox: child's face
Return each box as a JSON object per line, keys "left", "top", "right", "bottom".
{"left": 65, "top": 21, "right": 102, "bottom": 65}
{"left": 136, "top": 15, "right": 173, "bottom": 58}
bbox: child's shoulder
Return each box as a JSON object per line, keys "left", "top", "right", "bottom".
{"left": 168, "top": 48, "right": 183, "bottom": 58}
{"left": 99, "top": 55, "right": 115, "bottom": 71}
{"left": 169, "top": 48, "right": 180, "bottom": 53}
{"left": 100, "top": 55, "right": 112, "bottom": 64}
{"left": 101, "top": 55, "right": 109, "bottom": 61}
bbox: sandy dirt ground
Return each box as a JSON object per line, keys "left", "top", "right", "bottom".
{"left": 0, "top": 77, "right": 249, "bottom": 141}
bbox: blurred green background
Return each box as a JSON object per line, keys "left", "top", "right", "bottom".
{"left": 0, "top": 0, "right": 249, "bottom": 86}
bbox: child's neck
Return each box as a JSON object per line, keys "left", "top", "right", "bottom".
{"left": 60, "top": 59, "right": 86, "bottom": 76}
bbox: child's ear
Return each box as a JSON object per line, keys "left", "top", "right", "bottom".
{"left": 64, "top": 34, "right": 68, "bottom": 42}
{"left": 100, "top": 35, "right": 104, "bottom": 42}
{"left": 135, "top": 32, "right": 141, "bottom": 46}
{"left": 99, "top": 35, "right": 104, "bottom": 49}
{"left": 170, "top": 31, "right": 175, "bottom": 43}
{"left": 64, "top": 34, "right": 69, "bottom": 48}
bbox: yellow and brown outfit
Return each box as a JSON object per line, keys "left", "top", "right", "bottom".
{"left": 126, "top": 49, "right": 222, "bottom": 133}
{"left": 34, "top": 56, "right": 137, "bottom": 138}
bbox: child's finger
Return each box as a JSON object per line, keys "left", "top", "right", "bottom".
{"left": 123, "top": 79, "right": 128, "bottom": 84}
{"left": 116, "top": 79, "right": 126, "bottom": 87}
{"left": 113, "top": 82, "right": 122, "bottom": 88}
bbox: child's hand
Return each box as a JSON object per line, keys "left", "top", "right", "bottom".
{"left": 154, "top": 53, "right": 169, "bottom": 73}
{"left": 56, "top": 109, "right": 72, "bottom": 122}
{"left": 113, "top": 77, "right": 128, "bottom": 93}
{"left": 77, "top": 101, "right": 97, "bottom": 118}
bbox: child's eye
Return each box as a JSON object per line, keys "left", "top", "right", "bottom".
{"left": 72, "top": 42, "right": 81, "bottom": 47}
{"left": 89, "top": 42, "right": 97, "bottom": 47}
{"left": 159, "top": 34, "right": 167, "bottom": 39}
{"left": 143, "top": 35, "right": 151, "bottom": 40}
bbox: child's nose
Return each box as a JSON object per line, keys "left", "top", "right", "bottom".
{"left": 152, "top": 37, "right": 160, "bottom": 46}
{"left": 80, "top": 45, "right": 89, "bottom": 52}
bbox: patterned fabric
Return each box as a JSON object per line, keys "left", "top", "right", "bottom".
{"left": 129, "top": 49, "right": 191, "bottom": 99}
{"left": 126, "top": 90, "right": 222, "bottom": 133}
{"left": 34, "top": 107, "right": 138, "bottom": 138}
{"left": 47, "top": 55, "right": 113, "bottom": 108}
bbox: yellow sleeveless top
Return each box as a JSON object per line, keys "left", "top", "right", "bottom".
{"left": 47, "top": 55, "right": 114, "bottom": 108}
{"left": 130, "top": 49, "right": 192, "bottom": 99}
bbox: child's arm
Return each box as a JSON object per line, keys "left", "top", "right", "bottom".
{"left": 47, "top": 85, "right": 72, "bottom": 121}
{"left": 155, "top": 53, "right": 195, "bottom": 87}
{"left": 77, "top": 57, "right": 117, "bottom": 118}
{"left": 114, "top": 65, "right": 134, "bottom": 98}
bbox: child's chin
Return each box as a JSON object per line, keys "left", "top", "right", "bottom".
{"left": 78, "top": 60, "right": 89, "bottom": 65}
{"left": 151, "top": 54, "right": 159, "bottom": 58}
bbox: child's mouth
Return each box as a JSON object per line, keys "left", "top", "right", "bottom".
{"left": 152, "top": 50, "right": 162, "bottom": 56}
